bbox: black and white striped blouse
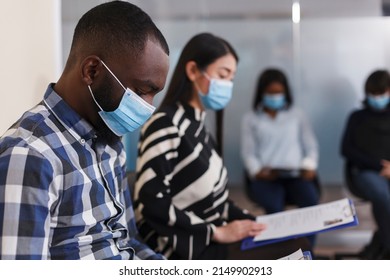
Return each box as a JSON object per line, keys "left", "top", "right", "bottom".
{"left": 134, "top": 102, "right": 252, "bottom": 260}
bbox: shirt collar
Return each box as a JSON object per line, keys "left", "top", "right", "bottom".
{"left": 43, "top": 83, "right": 97, "bottom": 143}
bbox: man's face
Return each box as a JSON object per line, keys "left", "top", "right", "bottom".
{"left": 93, "top": 39, "right": 169, "bottom": 143}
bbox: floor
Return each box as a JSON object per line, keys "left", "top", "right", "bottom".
{"left": 228, "top": 183, "right": 375, "bottom": 260}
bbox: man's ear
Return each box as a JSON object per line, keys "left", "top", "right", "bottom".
{"left": 81, "top": 56, "right": 101, "bottom": 86}
{"left": 185, "top": 61, "right": 200, "bottom": 82}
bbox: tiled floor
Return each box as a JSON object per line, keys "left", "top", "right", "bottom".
{"left": 228, "top": 183, "right": 376, "bottom": 260}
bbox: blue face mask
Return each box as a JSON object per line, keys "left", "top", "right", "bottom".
{"left": 198, "top": 74, "right": 233, "bottom": 110}
{"left": 367, "top": 93, "right": 390, "bottom": 111}
{"left": 263, "top": 93, "right": 286, "bottom": 110}
{"left": 88, "top": 60, "right": 155, "bottom": 136}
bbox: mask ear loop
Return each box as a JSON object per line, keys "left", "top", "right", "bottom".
{"left": 100, "top": 60, "right": 126, "bottom": 91}
{"left": 194, "top": 79, "right": 206, "bottom": 96}
{"left": 196, "top": 71, "right": 212, "bottom": 96}
{"left": 202, "top": 71, "right": 211, "bottom": 81}
{"left": 88, "top": 60, "right": 127, "bottom": 112}
{"left": 88, "top": 85, "right": 104, "bottom": 112}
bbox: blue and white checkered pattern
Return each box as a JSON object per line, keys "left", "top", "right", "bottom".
{"left": 0, "top": 84, "right": 163, "bottom": 260}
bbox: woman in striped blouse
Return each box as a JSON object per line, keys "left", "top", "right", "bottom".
{"left": 133, "top": 33, "right": 309, "bottom": 260}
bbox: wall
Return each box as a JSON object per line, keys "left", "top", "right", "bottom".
{"left": 299, "top": 18, "right": 390, "bottom": 185}
{"left": 61, "top": 1, "right": 390, "bottom": 188}
{"left": 0, "top": 0, "right": 62, "bottom": 135}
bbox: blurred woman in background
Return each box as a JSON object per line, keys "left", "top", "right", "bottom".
{"left": 241, "top": 68, "right": 320, "bottom": 215}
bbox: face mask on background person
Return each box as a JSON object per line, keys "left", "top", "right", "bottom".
{"left": 88, "top": 60, "right": 155, "bottom": 136}
{"left": 262, "top": 93, "right": 286, "bottom": 110}
{"left": 198, "top": 73, "right": 234, "bottom": 110}
{"left": 367, "top": 93, "right": 390, "bottom": 111}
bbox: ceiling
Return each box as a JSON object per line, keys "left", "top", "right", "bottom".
{"left": 63, "top": 0, "right": 388, "bottom": 22}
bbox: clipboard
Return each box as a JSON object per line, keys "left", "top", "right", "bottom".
{"left": 241, "top": 198, "right": 359, "bottom": 251}
{"left": 302, "top": 250, "right": 313, "bottom": 260}
{"left": 278, "top": 248, "right": 313, "bottom": 260}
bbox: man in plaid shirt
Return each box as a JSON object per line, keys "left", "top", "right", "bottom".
{"left": 0, "top": 1, "right": 169, "bottom": 260}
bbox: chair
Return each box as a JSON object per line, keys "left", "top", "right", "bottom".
{"left": 243, "top": 170, "right": 258, "bottom": 205}
{"left": 334, "top": 162, "right": 381, "bottom": 260}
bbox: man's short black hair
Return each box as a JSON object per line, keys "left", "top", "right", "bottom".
{"left": 69, "top": 1, "right": 169, "bottom": 63}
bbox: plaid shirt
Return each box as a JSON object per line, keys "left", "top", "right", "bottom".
{"left": 0, "top": 84, "right": 163, "bottom": 260}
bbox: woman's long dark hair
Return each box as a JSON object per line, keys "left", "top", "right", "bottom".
{"left": 252, "top": 68, "right": 293, "bottom": 111}
{"left": 159, "top": 33, "right": 239, "bottom": 156}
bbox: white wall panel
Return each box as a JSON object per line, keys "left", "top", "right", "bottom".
{"left": 0, "top": 0, "right": 62, "bottom": 134}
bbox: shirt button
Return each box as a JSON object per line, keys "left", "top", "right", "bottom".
{"left": 80, "top": 138, "right": 85, "bottom": 145}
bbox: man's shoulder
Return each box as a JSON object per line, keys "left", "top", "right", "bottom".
{"left": 0, "top": 103, "right": 55, "bottom": 152}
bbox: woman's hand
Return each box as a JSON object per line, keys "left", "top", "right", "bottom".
{"left": 212, "top": 220, "right": 266, "bottom": 244}
{"left": 301, "top": 169, "right": 316, "bottom": 180}
{"left": 380, "top": 160, "right": 390, "bottom": 178}
{"left": 255, "top": 168, "right": 277, "bottom": 180}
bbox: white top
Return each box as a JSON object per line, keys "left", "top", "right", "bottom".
{"left": 241, "top": 107, "right": 319, "bottom": 178}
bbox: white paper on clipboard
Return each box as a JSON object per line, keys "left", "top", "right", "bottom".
{"left": 254, "top": 198, "right": 356, "bottom": 242}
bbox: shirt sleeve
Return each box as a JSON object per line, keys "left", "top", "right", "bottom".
{"left": 0, "top": 145, "right": 53, "bottom": 260}
{"left": 298, "top": 110, "right": 319, "bottom": 170}
{"left": 226, "top": 199, "right": 255, "bottom": 221}
{"left": 241, "top": 112, "right": 263, "bottom": 178}
{"left": 135, "top": 114, "right": 216, "bottom": 260}
{"left": 128, "top": 238, "right": 165, "bottom": 260}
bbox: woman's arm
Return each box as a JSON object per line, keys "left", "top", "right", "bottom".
{"left": 241, "top": 113, "right": 263, "bottom": 179}
{"left": 298, "top": 110, "right": 319, "bottom": 171}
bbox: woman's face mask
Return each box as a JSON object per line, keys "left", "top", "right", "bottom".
{"left": 263, "top": 93, "right": 286, "bottom": 110}
{"left": 367, "top": 92, "right": 390, "bottom": 111}
{"left": 198, "top": 73, "right": 234, "bottom": 110}
{"left": 88, "top": 60, "right": 155, "bottom": 136}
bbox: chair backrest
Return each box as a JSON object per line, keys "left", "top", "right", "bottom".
{"left": 243, "top": 170, "right": 258, "bottom": 204}
{"left": 312, "top": 175, "right": 322, "bottom": 199}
